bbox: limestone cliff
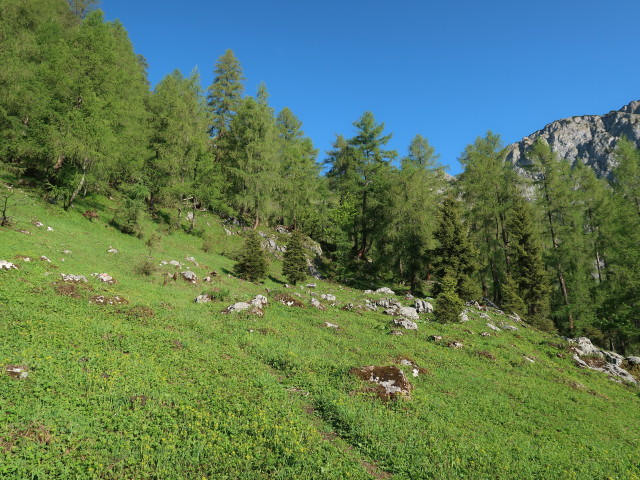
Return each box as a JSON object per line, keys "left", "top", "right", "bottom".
{"left": 506, "top": 100, "right": 640, "bottom": 179}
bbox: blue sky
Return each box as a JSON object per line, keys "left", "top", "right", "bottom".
{"left": 103, "top": 0, "right": 640, "bottom": 175}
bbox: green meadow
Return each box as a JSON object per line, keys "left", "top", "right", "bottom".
{"left": 1, "top": 189, "right": 639, "bottom": 480}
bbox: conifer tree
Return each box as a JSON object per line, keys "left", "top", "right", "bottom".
{"left": 234, "top": 230, "right": 268, "bottom": 282}
{"left": 432, "top": 195, "right": 480, "bottom": 300}
{"left": 282, "top": 230, "right": 308, "bottom": 285}
{"left": 507, "top": 197, "right": 551, "bottom": 328}
{"left": 500, "top": 274, "right": 526, "bottom": 317}
{"left": 207, "top": 49, "right": 244, "bottom": 140}
{"left": 436, "top": 271, "right": 464, "bottom": 323}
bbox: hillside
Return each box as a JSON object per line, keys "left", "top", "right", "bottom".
{"left": 506, "top": 100, "right": 640, "bottom": 179}
{"left": 1, "top": 186, "right": 639, "bottom": 480}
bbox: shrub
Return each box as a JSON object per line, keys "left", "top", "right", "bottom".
{"left": 202, "top": 233, "right": 215, "bottom": 253}
{"left": 133, "top": 257, "right": 158, "bottom": 276}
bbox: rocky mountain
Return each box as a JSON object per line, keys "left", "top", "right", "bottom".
{"left": 506, "top": 100, "right": 640, "bottom": 179}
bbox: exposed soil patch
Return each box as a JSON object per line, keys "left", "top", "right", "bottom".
{"left": 6, "top": 365, "right": 29, "bottom": 379}
{"left": 351, "top": 365, "right": 412, "bottom": 402}
{"left": 53, "top": 280, "right": 93, "bottom": 298}
{"left": 579, "top": 355, "right": 607, "bottom": 369}
{"left": 129, "top": 395, "right": 148, "bottom": 409}
{"left": 273, "top": 294, "right": 305, "bottom": 307}
{"left": 124, "top": 305, "right": 155, "bottom": 319}
{"left": 477, "top": 350, "right": 496, "bottom": 360}
{"left": 170, "top": 339, "right": 184, "bottom": 350}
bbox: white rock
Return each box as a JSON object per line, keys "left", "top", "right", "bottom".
{"left": 397, "top": 306, "right": 419, "bottom": 321}
{"left": 251, "top": 295, "right": 268, "bottom": 308}
{"left": 414, "top": 299, "right": 433, "bottom": 313}
{"left": 107, "top": 247, "right": 118, "bottom": 253}
{"left": 60, "top": 273, "right": 87, "bottom": 283}
{"left": 321, "top": 293, "right": 336, "bottom": 302}
{"left": 46, "top": 226, "right": 54, "bottom": 231}
{"left": 310, "top": 298, "right": 326, "bottom": 310}
{"left": 323, "top": 321, "right": 339, "bottom": 329}
{"left": 40, "top": 256, "right": 51, "bottom": 263}
{"left": 486, "top": 323, "right": 501, "bottom": 332}
{"left": 181, "top": 271, "right": 197, "bottom": 284}
{"left": 0, "top": 260, "right": 18, "bottom": 270}
{"left": 375, "top": 287, "right": 395, "bottom": 295}
{"left": 459, "top": 312, "right": 470, "bottom": 322}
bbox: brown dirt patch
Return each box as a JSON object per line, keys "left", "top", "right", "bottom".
{"left": 351, "top": 365, "right": 412, "bottom": 402}
{"left": 273, "top": 294, "right": 305, "bottom": 307}
{"left": 4, "top": 423, "right": 53, "bottom": 450}
{"left": 580, "top": 355, "right": 607, "bottom": 368}
{"left": 125, "top": 305, "right": 155, "bottom": 319}
{"left": 477, "top": 350, "right": 496, "bottom": 360}
{"left": 170, "top": 340, "right": 184, "bottom": 350}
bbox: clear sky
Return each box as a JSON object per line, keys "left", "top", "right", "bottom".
{"left": 102, "top": 0, "right": 640, "bottom": 175}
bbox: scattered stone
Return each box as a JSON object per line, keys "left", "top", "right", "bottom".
{"left": 306, "top": 283, "right": 317, "bottom": 288}
{"left": 404, "top": 293, "right": 414, "bottom": 300}
{"left": 224, "top": 228, "right": 233, "bottom": 236}
{"left": 321, "top": 293, "right": 336, "bottom": 302}
{"left": 523, "top": 355, "right": 536, "bottom": 363}
{"left": 447, "top": 341, "right": 464, "bottom": 349}
{"left": 486, "top": 323, "right": 501, "bottom": 332}
{"left": 274, "top": 293, "right": 305, "bottom": 307}
{"left": 90, "top": 295, "right": 128, "bottom": 305}
{"left": 251, "top": 295, "right": 268, "bottom": 309}
{"left": 223, "top": 302, "right": 251, "bottom": 313}
{"left": 429, "top": 335, "right": 443, "bottom": 341}
{"left": 194, "top": 294, "right": 212, "bottom": 303}
{"left": 15, "top": 255, "right": 31, "bottom": 262}
{"left": 181, "top": 271, "right": 197, "bottom": 284}
{"left": 393, "top": 318, "right": 418, "bottom": 330}
{"left": 351, "top": 365, "right": 412, "bottom": 401}
{"left": 363, "top": 289, "right": 374, "bottom": 294}
{"left": 62, "top": 250, "right": 72, "bottom": 254}
{"left": 375, "top": 287, "right": 395, "bottom": 295}
{"left": 0, "top": 260, "right": 18, "bottom": 270}
{"left": 60, "top": 273, "right": 87, "bottom": 283}
{"left": 393, "top": 317, "right": 418, "bottom": 330}
{"left": 377, "top": 298, "right": 399, "bottom": 308}
{"left": 323, "top": 321, "right": 339, "bottom": 329}
{"left": 169, "top": 260, "right": 181, "bottom": 267}
{"left": 459, "top": 311, "right": 470, "bottom": 322}
{"left": 502, "top": 325, "right": 518, "bottom": 331}
{"left": 19, "top": 230, "right": 31, "bottom": 235}
{"left": 91, "top": 273, "right": 116, "bottom": 284}
{"left": 107, "top": 247, "right": 118, "bottom": 253}
{"left": 627, "top": 356, "right": 640, "bottom": 366}
{"left": 32, "top": 220, "right": 44, "bottom": 227}
{"left": 414, "top": 299, "right": 433, "bottom": 313}
{"left": 463, "top": 329, "right": 475, "bottom": 335}
{"left": 397, "top": 306, "right": 419, "bottom": 320}
{"left": 6, "top": 365, "right": 29, "bottom": 379}
{"left": 508, "top": 313, "right": 522, "bottom": 322}
{"left": 185, "top": 256, "right": 198, "bottom": 265}
{"left": 390, "top": 330, "right": 404, "bottom": 336}
{"left": 480, "top": 332, "right": 491, "bottom": 337}
{"left": 479, "top": 312, "right": 491, "bottom": 320}
{"left": 46, "top": 226, "right": 54, "bottom": 232}
{"left": 310, "top": 298, "right": 326, "bottom": 310}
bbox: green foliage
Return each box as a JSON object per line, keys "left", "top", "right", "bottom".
{"left": 282, "top": 230, "right": 308, "bottom": 285}
{"left": 436, "top": 272, "right": 464, "bottom": 323}
{"left": 233, "top": 229, "right": 268, "bottom": 282}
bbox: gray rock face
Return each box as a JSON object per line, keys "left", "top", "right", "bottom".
{"left": 567, "top": 337, "right": 638, "bottom": 384}
{"left": 61, "top": 273, "right": 87, "bottom": 283}
{"left": 506, "top": 100, "right": 640, "bottom": 180}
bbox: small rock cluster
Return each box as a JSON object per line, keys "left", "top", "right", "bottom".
{"left": 568, "top": 337, "right": 638, "bottom": 384}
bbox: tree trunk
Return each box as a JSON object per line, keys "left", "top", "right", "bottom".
{"left": 65, "top": 169, "right": 86, "bottom": 210}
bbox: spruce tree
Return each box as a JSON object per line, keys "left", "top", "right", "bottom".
{"left": 432, "top": 195, "right": 480, "bottom": 300}
{"left": 507, "top": 197, "right": 552, "bottom": 330}
{"left": 234, "top": 230, "right": 268, "bottom": 282}
{"left": 500, "top": 274, "right": 526, "bottom": 317}
{"left": 436, "top": 271, "right": 464, "bottom": 323}
{"left": 282, "top": 230, "right": 308, "bottom": 285}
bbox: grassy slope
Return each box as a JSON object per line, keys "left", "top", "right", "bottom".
{"left": 0, "top": 189, "right": 639, "bottom": 480}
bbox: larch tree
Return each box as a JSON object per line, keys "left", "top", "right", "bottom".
{"left": 282, "top": 229, "right": 308, "bottom": 285}
{"left": 207, "top": 49, "right": 245, "bottom": 141}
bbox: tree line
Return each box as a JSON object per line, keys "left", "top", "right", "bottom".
{"left": 1, "top": 1, "right": 639, "bottom": 353}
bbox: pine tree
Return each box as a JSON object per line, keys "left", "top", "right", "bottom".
{"left": 282, "top": 230, "right": 308, "bottom": 285}
{"left": 234, "top": 230, "right": 268, "bottom": 282}
{"left": 436, "top": 271, "right": 464, "bottom": 323}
